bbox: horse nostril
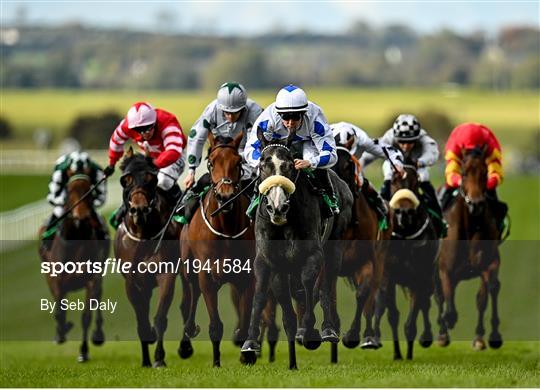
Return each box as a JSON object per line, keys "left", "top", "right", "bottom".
{"left": 143, "top": 207, "right": 151, "bottom": 215}
{"left": 266, "top": 204, "right": 274, "bottom": 215}
{"left": 129, "top": 207, "right": 137, "bottom": 215}
{"left": 281, "top": 203, "right": 290, "bottom": 214}
{"left": 215, "top": 194, "right": 223, "bottom": 203}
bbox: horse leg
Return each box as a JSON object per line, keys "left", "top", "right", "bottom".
{"left": 439, "top": 268, "right": 458, "bottom": 345}
{"left": 300, "top": 253, "right": 322, "bottom": 350}
{"left": 230, "top": 285, "right": 243, "bottom": 346}
{"left": 272, "top": 273, "right": 298, "bottom": 370}
{"left": 237, "top": 281, "right": 255, "bottom": 364}
{"left": 263, "top": 295, "right": 280, "bottom": 363}
{"left": 418, "top": 292, "right": 433, "bottom": 348}
{"left": 91, "top": 278, "right": 105, "bottom": 346}
{"left": 200, "top": 277, "right": 223, "bottom": 368}
{"left": 404, "top": 291, "right": 421, "bottom": 360}
{"left": 319, "top": 253, "right": 340, "bottom": 344}
{"left": 362, "top": 266, "right": 381, "bottom": 350}
{"left": 487, "top": 263, "right": 503, "bottom": 349}
{"left": 434, "top": 271, "right": 449, "bottom": 347}
{"left": 153, "top": 275, "right": 175, "bottom": 367}
{"left": 78, "top": 286, "right": 92, "bottom": 363}
{"left": 386, "top": 282, "right": 402, "bottom": 360}
{"left": 372, "top": 280, "right": 388, "bottom": 349}
{"left": 472, "top": 273, "right": 488, "bottom": 350}
{"left": 53, "top": 293, "right": 73, "bottom": 344}
{"left": 179, "top": 273, "right": 200, "bottom": 359}
{"left": 241, "top": 257, "right": 271, "bottom": 364}
{"left": 127, "top": 285, "right": 154, "bottom": 367}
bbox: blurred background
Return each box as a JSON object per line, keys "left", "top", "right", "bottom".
{"left": 0, "top": 1, "right": 538, "bottom": 344}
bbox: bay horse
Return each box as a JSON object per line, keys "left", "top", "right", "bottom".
{"left": 114, "top": 147, "right": 184, "bottom": 367}
{"left": 373, "top": 160, "right": 439, "bottom": 360}
{"left": 39, "top": 168, "right": 110, "bottom": 362}
{"left": 435, "top": 146, "right": 503, "bottom": 350}
{"left": 241, "top": 128, "right": 353, "bottom": 369}
{"left": 180, "top": 132, "right": 257, "bottom": 367}
{"left": 330, "top": 142, "right": 391, "bottom": 362}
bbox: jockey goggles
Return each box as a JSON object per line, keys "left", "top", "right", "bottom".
{"left": 279, "top": 112, "right": 303, "bottom": 121}
{"left": 133, "top": 124, "right": 155, "bottom": 134}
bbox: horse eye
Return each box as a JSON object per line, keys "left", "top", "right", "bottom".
{"left": 145, "top": 173, "right": 155, "bottom": 182}
{"left": 121, "top": 174, "right": 133, "bottom": 187}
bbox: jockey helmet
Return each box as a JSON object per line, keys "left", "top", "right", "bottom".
{"left": 332, "top": 122, "right": 356, "bottom": 145}
{"left": 454, "top": 123, "right": 490, "bottom": 150}
{"left": 68, "top": 151, "right": 90, "bottom": 172}
{"left": 393, "top": 114, "right": 421, "bottom": 142}
{"left": 126, "top": 102, "right": 157, "bottom": 129}
{"left": 217, "top": 82, "right": 247, "bottom": 113}
{"left": 275, "top": 85, "right": 308, "bottom": 113}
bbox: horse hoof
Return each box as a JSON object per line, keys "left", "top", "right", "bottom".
{"left": 55, "top": 334, "right": 66, "bottom": 344}
{"left": 443, "top": 312, "right": 457, "bottom": 329}
{"left": 142, "top": 362, "right": 152, "bottom": 368}
{"left": 437, "top": 333, "right": 450, "bottom": 347}
{"left": 321, "top": 328, "right": 339, "bottom": 343}
{"left": 295, "top": 328, "right": 306, "bottom": 345}
{"left": 473, "top": 338, "right": 486, "bottom": 351}
{"left": 302, "top": 328, "right": 322, "bottom": 350}
{"left": 178, "top": 340, "right": 194, "bottom": 359}
{"left": 77, "top": 353, "right": 89, "bottom": 363}
{"left": 360, "top": 337, "right": 379, "bottom": 350}
{"left": 342, "top": 331, "right": 360, "bottom": 349}
{"left": 488, "top": 334, "right": 503, "bottom": 349}
{"left": 91, "top": 329, "right": 105, "bottom": 346}
{"left": 241, "top": 340, "right": 260, "bottom": 353}
{"left": 232, "top": 328, "right": 246, "bottom": 347}
{"left": 152, "top": 360, "right": 166, "bottom": 368}
{"left": 242, "top": 351, "right": 257, "bottom": 365}
{"left": 185, "top": 325, "right": 201, "bottom": 339}
{"left": 419, "top": 334, "right": 433, "bottom": 348}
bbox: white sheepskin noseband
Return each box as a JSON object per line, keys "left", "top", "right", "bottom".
{"left": 389, "top": 188, "right": 420, "bottom": 209}
{"left": 258, "top": 175, "right": 296, "bottom": 195}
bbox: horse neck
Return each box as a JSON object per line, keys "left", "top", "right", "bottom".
{"left": 61, "top": 214, "right": 96, "bottom": 240}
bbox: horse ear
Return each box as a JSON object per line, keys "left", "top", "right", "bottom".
{"left": 481, "top": 143, "right": 488, "bottom": 156}
{"left": 126, "top": 146, "right": 133, "bottom": 158}
{"left": 257, "top": 126, "right": 268, "bottom": 148}
{"left": 208, "top": 132, "right": 216, "bottom": 149}
{"left": 232, "top": 131, "right": 244, "bottom": 150}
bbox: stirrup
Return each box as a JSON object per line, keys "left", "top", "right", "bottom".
{"left": 322, "top": 194, "right": 340, "bottom": 215}
{"left": 246, "top": 194, "right": 261, "bottom": 219}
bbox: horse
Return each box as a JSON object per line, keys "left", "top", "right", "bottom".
{"left": 114, "top": 147, "right": 184, "bottom": 367}
{"left": 435, "top": 146, "right": 503, "bottom": 350}
{"left": 241, "top": 128, "right": 353, "bottom": 369}
{"left": 329, "top": 142, "right": 391, "bottom": 362}
{"left": 39, "top": 167, "right": 110, "bottom": 362}
{"left": 373, "top": 159, "right": 439, "bottom": 360}
{"left": 180, "top": 132, "right": 258, "bottom": 367}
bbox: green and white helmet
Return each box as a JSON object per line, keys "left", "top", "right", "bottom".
{"left": 217, "top": 82, "right": 247, "bottom": 113}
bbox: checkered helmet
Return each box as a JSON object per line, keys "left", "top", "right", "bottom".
{"left": 392, "top": 114, "right": 421, "bottom": 141}
{"left": 217, "top": 82, "right": 247, "bottom": 113}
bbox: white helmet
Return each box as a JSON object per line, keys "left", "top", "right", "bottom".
{"left": 275, "top": 85, "right": 308, "bottom": 113}
{"left": 126, "top": 102, "right": 157, "bottom": 129}
{"left": 217, "top": 82, "right": 247, "bottom": 113}
{"left": 392, "top": 114, "right": 421, "bottom": 141}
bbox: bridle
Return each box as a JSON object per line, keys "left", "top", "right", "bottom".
{"left": 207, "top": 143, "right": 243, "bottom": 197}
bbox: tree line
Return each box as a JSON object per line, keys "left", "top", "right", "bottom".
{"left": 1, "top": 22, "right": 538, "bottom": 90}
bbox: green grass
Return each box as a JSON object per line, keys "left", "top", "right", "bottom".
{"left": 1, "top": 88, "right": 538, "bottom": 150}
{"left": 0, "top": 341, "right": 538, "bottom": 387}
{"left": 0, "top": 174, "right": 49, "bottom": 211}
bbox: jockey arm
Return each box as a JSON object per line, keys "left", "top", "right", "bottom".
{"left": 360, "top": 129, "right": 394, "bottom": 167}
{"left": 108, "top": 119, "right": 129, "bottom": 168}
{"left": 307, "top": 116, "right": 337, "bottom": 169}
{"left": 244, "top": 110, "right": 274, "bottom": 169}
{"left": 47, "top": 159, "right": 68, "bottom": 207}
{"left": 416, "top": 132, "right": 439, "bottom": 168}
{"left": 186, "top": 103, "right": 216, "bottom": 174}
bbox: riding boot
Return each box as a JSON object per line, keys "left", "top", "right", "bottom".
{"left": 380, "top": 180, "right": 391, "bottom": 201}
{"left": 419, "top": 181, "right": 447, "bottom": 238}
{"left": 314, "top": 169, "right": 340, "bottom": 218}
{"left": 361, "top": 178, "right": 388, "bottom": 224}
{"left": 176, "top": 173, "right": 211, "bottom": 223}
{"left": 246, "top": 183, "right": 261, "bottom": 220}
{"left": 487, "top": 189, "right": 508, "bottom": 238}
{"left": 109, "top": 204, "right": 126, "bottom": 230}
{"left": 439, "top": 186, "right": 457, "bottom": 212}
{"left": 40, "top": 213, "right": 58, "bottom": 250}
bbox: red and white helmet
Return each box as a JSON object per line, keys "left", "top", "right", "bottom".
{"left": 126, "top": 102, "right": 157, "bottom": 129}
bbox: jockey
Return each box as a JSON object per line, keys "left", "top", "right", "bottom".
{"left": 41, "top": 151, "right": 108, "bottom": 244}
{"left": 106, "top": 102, "right": 187, "bottom": 228}
{"left": 363, "top": 113, "right": 446, "bottom": 237}
{"left": 178, "top": 82, "right": 263, "bottom": 223}
{"left": 244, "top": 84, "right": 339, "bottom": 218}
{"left": 440, "top": 123, "right": 506, "bottom": 230}
{"left": 331, "top": 121, "right": 403, "bottom": 221}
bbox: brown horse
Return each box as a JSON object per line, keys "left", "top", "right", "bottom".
{"left": 373, "top": 160, "right": 439, "bottom": 360}
{"left": 435, "top": 146, "right": 503, "bottom": 350}
{"left": 114, "top": 147, "right": 183, "bottom": 367}
{"left": 39, "top": 169, "right": 110, "bottom": 362}
{"left": 329, "top": 144, "right": 391, "bottom": 363}
{"left": 180, "top": 132, "right": 256, "bottom": 367}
